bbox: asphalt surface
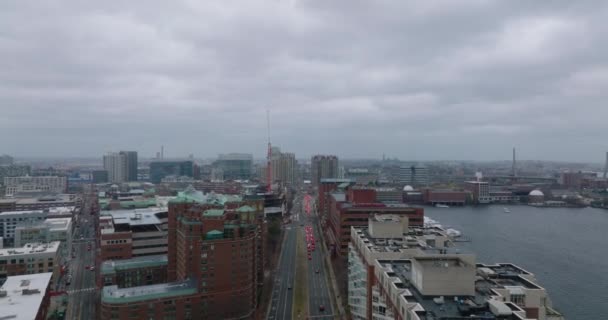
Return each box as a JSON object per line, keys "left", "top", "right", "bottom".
{"left": 306, "top": 212, "right": 334, "bottom": 319}
{"left": 65, "top": 186, "right": 98, "bottom": 320}
{"left": 267, "top": 221, "right": 297, "bottom": 320}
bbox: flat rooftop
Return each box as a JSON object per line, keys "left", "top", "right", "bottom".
{"left": 376, "top": 260, "right": 527, "bottom": 320}
{"left": 101, "top": 254, "right": 168, "bottom": 275}
{"left": 0, "top": 242, "right": 60, "bottom": 257}
{"left": 0, "top": 272, "right": 53, "bottom": 320}
{"left": 354, "top": 227, "right": 470, "bottom": 255}
{"left": 101, "top": 207, "right": 166, "bottom": 226}
{"left": 102, "top": 278, "right": 198, "bottom": 304}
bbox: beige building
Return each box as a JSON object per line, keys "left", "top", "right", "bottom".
{"left": 3, "top": 175, "right": 67, "bottom": 196}
{"left": 348, "top": 215, "right": 563, "bottom": 320}
{"left": 0, "top": 242, "right": 60, "bottom": 282}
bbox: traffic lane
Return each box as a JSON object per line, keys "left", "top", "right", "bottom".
{"left": 309, "top": 222, "right": 333, "bottom": 319}
{"left": 268, "top": 225, "right": 296, "bottom": 320}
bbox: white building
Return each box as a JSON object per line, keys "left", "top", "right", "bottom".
{"left": 3, "top": 175, "right": 67, "bottom": 196}
{"left": 0, "top": 272, "right": 53, "bottom": 320}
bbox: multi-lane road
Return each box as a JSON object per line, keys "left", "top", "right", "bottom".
{"left": 306, "top": 197, "right": 335, "bottom": 319}
{"left": 267, "top": 221, "right": 297, "bottom": 320}
{"left": 265, "top": 190, "right": 339, "bottom": 320}
{"left": 65, "top": 186, "right": 98, "bottom": 319}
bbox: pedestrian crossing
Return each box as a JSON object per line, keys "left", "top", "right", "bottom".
{"left": 66, "top": 287, "right": 97, "bottom": 295}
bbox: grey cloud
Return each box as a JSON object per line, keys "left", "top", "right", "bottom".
{"left": 1, "top": 0, "right": 607, "bottom": 161}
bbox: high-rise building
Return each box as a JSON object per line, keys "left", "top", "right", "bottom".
{"left": 3, "top": 176, "right": 67, "bottom": 196}
{"left": 213, "top": 153, "right": 253, "bottom": 180}
{"left": 311, "top": 155, "right": 339, "bottom": 186}
{"left": 398, "top": 164, "right": 428, "bottom": 187}
{"left": 149, "top": 160, "right": 194, "bottom": 183}
{"left": 0, "top": 154, "right": 14, "bottom": 165}
{"left": 120, "top": 151, "right": 138, "bottom": 182}
{"left": 103, "top": 152, "right": 127, "bottom": 183}
{"left": 271, "top": 147, "right": 298, "bottom": 185}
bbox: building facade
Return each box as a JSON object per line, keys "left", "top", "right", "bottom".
{"left": 213, "top": 153, "right": 253, "bottom": 181}
{"left": 0, "top": 164, "right": 31, "bottom": 186}
{"left": 99, "top": 189, "right": 266, "bottom": 320}
{"left": 464, "top": 181, "right": 491, "bottom": 204}
{"left": 311, "top": 155, "right": 339, "bottom": 186}
{"left": 0, "top": 242, "right": 59, "bottom": 281}
{"left": 149, "top": 161, "right": 194, "bottom": 184}
{"left": 398, "top": 165, "right": 429, "bottom": 187}
{"left": 271, "top": 148, "right": 298, "bottom": 186}
{"left": 121, "top": 151, "right": 138, "bottom": 182}
{"left": 104, "top": 153, "right": 128, "bottom": 183}
{"left": 3, "top": 176, "right": 67, "bottom": 196}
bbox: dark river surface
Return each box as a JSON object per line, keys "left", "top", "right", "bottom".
{"left": 425, "top": 205, "right": 608, "bottom": 320}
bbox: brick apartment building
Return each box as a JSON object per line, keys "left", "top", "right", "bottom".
{"left": 99, "top": 188, "right": 266, "bottom": 320}
{"left": 323, "top": 185, "right": 424, "bottom": 257}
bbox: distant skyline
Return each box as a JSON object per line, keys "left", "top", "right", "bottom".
{"left": 2, "top": 1, "right": 608, "bottom": 161}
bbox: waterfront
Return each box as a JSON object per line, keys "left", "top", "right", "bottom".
{"left": 426, "top": 205, "right": 608, "bottom": 320}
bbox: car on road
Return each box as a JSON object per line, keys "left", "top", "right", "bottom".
{"left": 85, "top": 265, "right": 90, "bottom": 270}
{"left": 319, "top": 305, "right": 325, "bottom": 312}
{"left": 90, "top": 266, "right": 95, "bottom": 271}
{"left": 308, "top": 255, "right": 312, "bottom": 260}
{"left": 287, "top": 285, "right": 292, "bottom": 290}
{"left": 315, "top": 269, "right": 319, "bottom": 273}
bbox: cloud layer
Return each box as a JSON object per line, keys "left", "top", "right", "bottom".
{"left": 1, "top": 0, "right": 607, "bottom": 161}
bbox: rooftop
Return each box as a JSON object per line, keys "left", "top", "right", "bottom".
{"left": 101, "top": 207, "right": 166, "bottom": 227}
{"left": 0, "top": 242, "right": 60, "bottom": 257}
{"left": 376, "top": 260, "right": 528, "bottom": 320}
{"left": 170, "top": 187, "right": 242, "bottom": 205}
{"left": 0, "top": 272, "right": 53, "bottom": 320}
{"left": 102, "top": 278, "right": 198, "bottom": 304}
{"left": 101, "top": 254, "right": 168, "bottom": 275}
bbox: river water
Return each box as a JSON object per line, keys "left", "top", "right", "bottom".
{"left": 425, "top": 205, "right": 608, "bottom": 320}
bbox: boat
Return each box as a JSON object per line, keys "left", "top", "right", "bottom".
{"left": 435, "top": 204, "right": 449, "bottom": 208}
{"left": 503, "top": 207, "right": 511, "bottom": 213}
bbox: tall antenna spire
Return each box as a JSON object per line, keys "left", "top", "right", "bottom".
{"left": 266, "top": 110, "right": 272, "bottom": 192}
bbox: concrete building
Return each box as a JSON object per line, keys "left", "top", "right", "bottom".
{"left": 271, "top": 148, "right": 298, "bottom": 186}
{"left": 0, "top": 210, "right": 47, "bottom": 247}
{"left": 0, "top": 195, "right": 78, "bottom": 213}
{"left": 100, "top": 254, "right": 168, "bottom": 288}
{"left": 348, "top": 217, "right": 564, "bottom": 320}
{"left": 4, "top": 176, "right": 67, "bottom": 196}
{"left": 149, "top": 160, "right": 194, "bottom": 183}
{"left": 14, "top": 218, "right": 72, "bottom": 256}
{"left": 0, "top": 242, "right": 60, "bottom": 280}
{"left": 311, "top": 155, "right": 339, "bottom": 186}
{"left": 99, "top": 207, "right": 169, "bottom": 260}
{"left": 0, "top": 164, "right": 31, "bottom": 185}
{"left": 399, "top": 165, "right": 429, "bottom": 188}
{"left": 99, "top": 188, "right": 266, "bottom": 320}
{"left": 374, "top": 187, "right": 403, "bottom": 203}
{"left": 345, "top": 168, "right": 378, "bottom": 185}
{"left": 0, "top": 272, "right": 53, "bottom": 320}
{"left": 213, "top": 153, "right": 253, "bottom": 181}
{"left": 104, "top": 152, "right": 128, "bottom": 183}
{"left": 121, "top": 151, "right": 138, "bottom": 182}
{"left": 528, "top": 190, "right": 545, "bottom": 205}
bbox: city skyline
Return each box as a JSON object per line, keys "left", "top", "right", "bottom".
{"left": 2, "top": 1, "right": 608, "bottom": 161}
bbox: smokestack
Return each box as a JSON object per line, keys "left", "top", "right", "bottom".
{"left": 512, "top": 147, "right": 516, "bottom": 177}
{"left": 604, "top": 151, "right": 608, "bottom": 179}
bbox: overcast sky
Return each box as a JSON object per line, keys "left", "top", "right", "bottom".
{"left": 1, "top": 1, "right": 607, "bottom": 161}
